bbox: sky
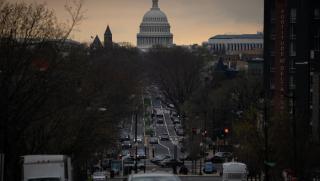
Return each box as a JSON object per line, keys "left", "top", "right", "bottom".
{"left": 12, "top": 0, "right": 264, "bottom": 45}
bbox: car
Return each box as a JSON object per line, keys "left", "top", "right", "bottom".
{"left": 203, "top": 161, "right": 217, "bottom": 174}
{"left": 150, "top": 154, "right": 170, "bottom": 164}
{"left": 137, "top": 148, "right": 146, "bottom": 159}
{"left": 128, "top": 173, "right": 181, "bottom": 181}
{"left": 120, "top": 133, "right": 130, "bottom": 142}
{"left": 172, "top": 117, "right": 180, "bottom": 124}
{"left": 149, "top": 137, "right": 158, "bottom": 144}
{"left": 121, "top": 141, "right": 132, "bottom": 149}
{"left": 159, "top": 133, "right": 170, "bottom": 141}
{"left": 121, "top": 149, "right": 130, "bottom": 157}
{"left": 208, "top": 156, "right": 225, "bottom": 163}
{"left": 133, "top": 135, "right": 143, "bottom": 143}
{"left": 156, "top": 118, "right": 164, "bottom": 124}
{"left": 215, "top": 152, "right": 233, "bottom": 161}
{"left": 174, "top": 124, "right": 182, "bottom": 132}
{"left": 159, "top": 158, "right": 183, "bottom": 168}
{"left": 176, "top": 128, "right": 184, "bottom": 136}
{"left": 92, "top": 171, "right": 107, "bottom": 181}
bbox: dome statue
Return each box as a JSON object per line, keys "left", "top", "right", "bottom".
{"left": 137, "top": 0, "right": 173, "bottom": 50}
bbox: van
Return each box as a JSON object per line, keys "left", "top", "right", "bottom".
{"left": 22, "top": 155, "right": 72, "bottom": 181}
{"left": 222, "top": 162, "right": 247, "bottom": 181}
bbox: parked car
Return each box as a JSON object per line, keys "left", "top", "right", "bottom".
{"left": 159, "top": 133, "right": 170, "bottom": 141}
{"left": 203, "top": 161, "right": 217, "bottom": 174}
{"left": 149, "top": 137, "right": 159, "bottom": 144}
{"left": 160, "top": 158, "right": 183, "bottom": 168}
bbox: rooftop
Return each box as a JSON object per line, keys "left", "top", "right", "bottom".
{"left": 210, "top": 33, "right": 263, "bottom": 40}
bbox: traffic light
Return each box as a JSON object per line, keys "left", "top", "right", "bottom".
{"left": 224, "top": 128, "right": 229, "bottom": 134}
{"left": 192, "top": 128, "right": 197, "bottom": 134}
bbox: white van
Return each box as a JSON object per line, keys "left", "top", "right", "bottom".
{"left": 22, "top": 155, "right": 72, "bottom": 181}
{"left": 222, "top": 162, "right": 248, "bottom": 181}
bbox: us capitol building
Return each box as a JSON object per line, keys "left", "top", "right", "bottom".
{"left": 137, "top": 0, "right": 173, "bottom": 50}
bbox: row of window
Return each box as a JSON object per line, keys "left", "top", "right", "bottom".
{"left": 137, "top": 37, "right": 172, "bottom": 45}
{"left": 144, "top": 17, "right": 167, "bottom": 22}
{"left": 210, "top": 43, "right": 263, "bottom": 51}
{"left": 271, "top": 8, "right": 320, "bottom": 22}
{"left": 140, "top": 26, "right": 170, "bottom": 33}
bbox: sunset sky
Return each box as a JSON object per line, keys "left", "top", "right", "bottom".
{"left": 12, "top": 0, "right": 264, "bottom": 45}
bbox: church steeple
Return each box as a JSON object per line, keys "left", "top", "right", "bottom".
{"left": 104, "top": 25, "right": 113, "bottom": 48}
{"left": 152, "top": 0, "right": 159, "bottom": 9}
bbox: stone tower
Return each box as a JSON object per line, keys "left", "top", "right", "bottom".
{"left": 104, "top": 25, "right": 113, "bottom": 48}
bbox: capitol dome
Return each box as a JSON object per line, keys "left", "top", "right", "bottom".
{"left": 137, "top": 0, "right": 173, "bottom": 50}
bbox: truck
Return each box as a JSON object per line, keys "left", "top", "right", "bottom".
{"left": 222, "top": 162, "right": 248, "bottom": 181}
{"left": 22, "top": 155, "right": 73, "bottom": 181}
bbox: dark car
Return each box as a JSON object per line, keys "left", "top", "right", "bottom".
{"left": 159, "top": 133, "right": 170, "bottom": 141}
{"left": 208, "top": 156, "right": 225, "bottom": 163}
{"left": 176, "top": 129, "right": 184, "bottom": 136}
{"left": 160, "top": 158, "right": 183, "bottom": 168}
{"left": 157, "top": 118, "right": 164, "bottom": 124}
{"left": 203, "top": 161, "right": 217, "bottom": 174}
{"left": 120, "top": 134, "right": 130, "bottom": 142}
{"left": 150, "top": 155, "right": 170, "bottom": 165}
{"left": 121, "top": 141, "right": 132, "bottom": 149}
{"left": 172, "top": 117, "right": 180, "bottom": 124}
{"left": 137, "top": 148, "right": 146, "bottom": 159}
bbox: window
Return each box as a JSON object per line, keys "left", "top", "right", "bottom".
{"left": 290, "top": 8, "right": 297, "bottom": 23}
{"left": 315, "top": 8, "right": 320, "bottom": 20}
{"left": 290, "top": 40, "right": 297, "bottom": 56}
{"left": 290, "top": 25, "right": 296, "bottom": 39}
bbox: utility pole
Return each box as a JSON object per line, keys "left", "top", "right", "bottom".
{"left": 263, "top": 94, "right": 269, "bottom": 181}
{"left": 135, "top": 112, "right": 138, "bottom": 173}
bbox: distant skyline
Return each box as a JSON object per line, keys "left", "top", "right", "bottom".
{"left": 12, "top": 0, "right": 264, "bottom": 45}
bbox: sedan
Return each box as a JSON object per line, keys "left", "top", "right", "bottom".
{"left": 121, "top": 141, "right": 132, "bottom": 149}
{"left": 149, "top": 137, "right": 158, "bottom": 144}
{"left": 150, "top": 154, "right": 170, "bottom": 165}
{"left": 159, "top": 133, "right": 170, "bottom": 141}
{"left": 159, "top": 158, "right": 183, "bottom": 168}
{"left": 176, "top": 129, "right": 184, "bottom": 136}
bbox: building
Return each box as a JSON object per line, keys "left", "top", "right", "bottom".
{"left": 137, "top": 0, "right": 173, "bottom": 50}
{"left": 264, "top": 0, "right": 320, "bottom": 177}
{"left": 264, "top": 0, "right": 320, "bottom": 144}
{"left": 90, "top": 25, "right": 114, "bottom": 51}
{"left": 104, "top": 25, "right": 113, "bottom": 49}
{"left": 207, "top": 33, "right": 263, "bottom": 55}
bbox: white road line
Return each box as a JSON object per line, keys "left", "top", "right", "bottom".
{"left": 158, "top": 141, "right": 171, "bottom": 156}
{"left": 130, "top": 114, "right": 134, "bottom": 136}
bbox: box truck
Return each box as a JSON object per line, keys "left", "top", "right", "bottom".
{"left": 22, "top": 155, "right": 72, "bottom": 181}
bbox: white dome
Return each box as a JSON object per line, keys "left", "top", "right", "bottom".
{"left": 143, "top": 9, "right": 168, "bottom": 23}
{"left": 137, "top": 0, "right": 173, "bottom": 50}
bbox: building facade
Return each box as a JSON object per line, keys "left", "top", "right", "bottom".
{"left": 137, "top": 0, "right": 173, "bottom": 50}
{"left": 264, "top": 0, "right": 320, "bottom": 144}
{"left": 207, "top": 33, "right": 263, "bottom": 55}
